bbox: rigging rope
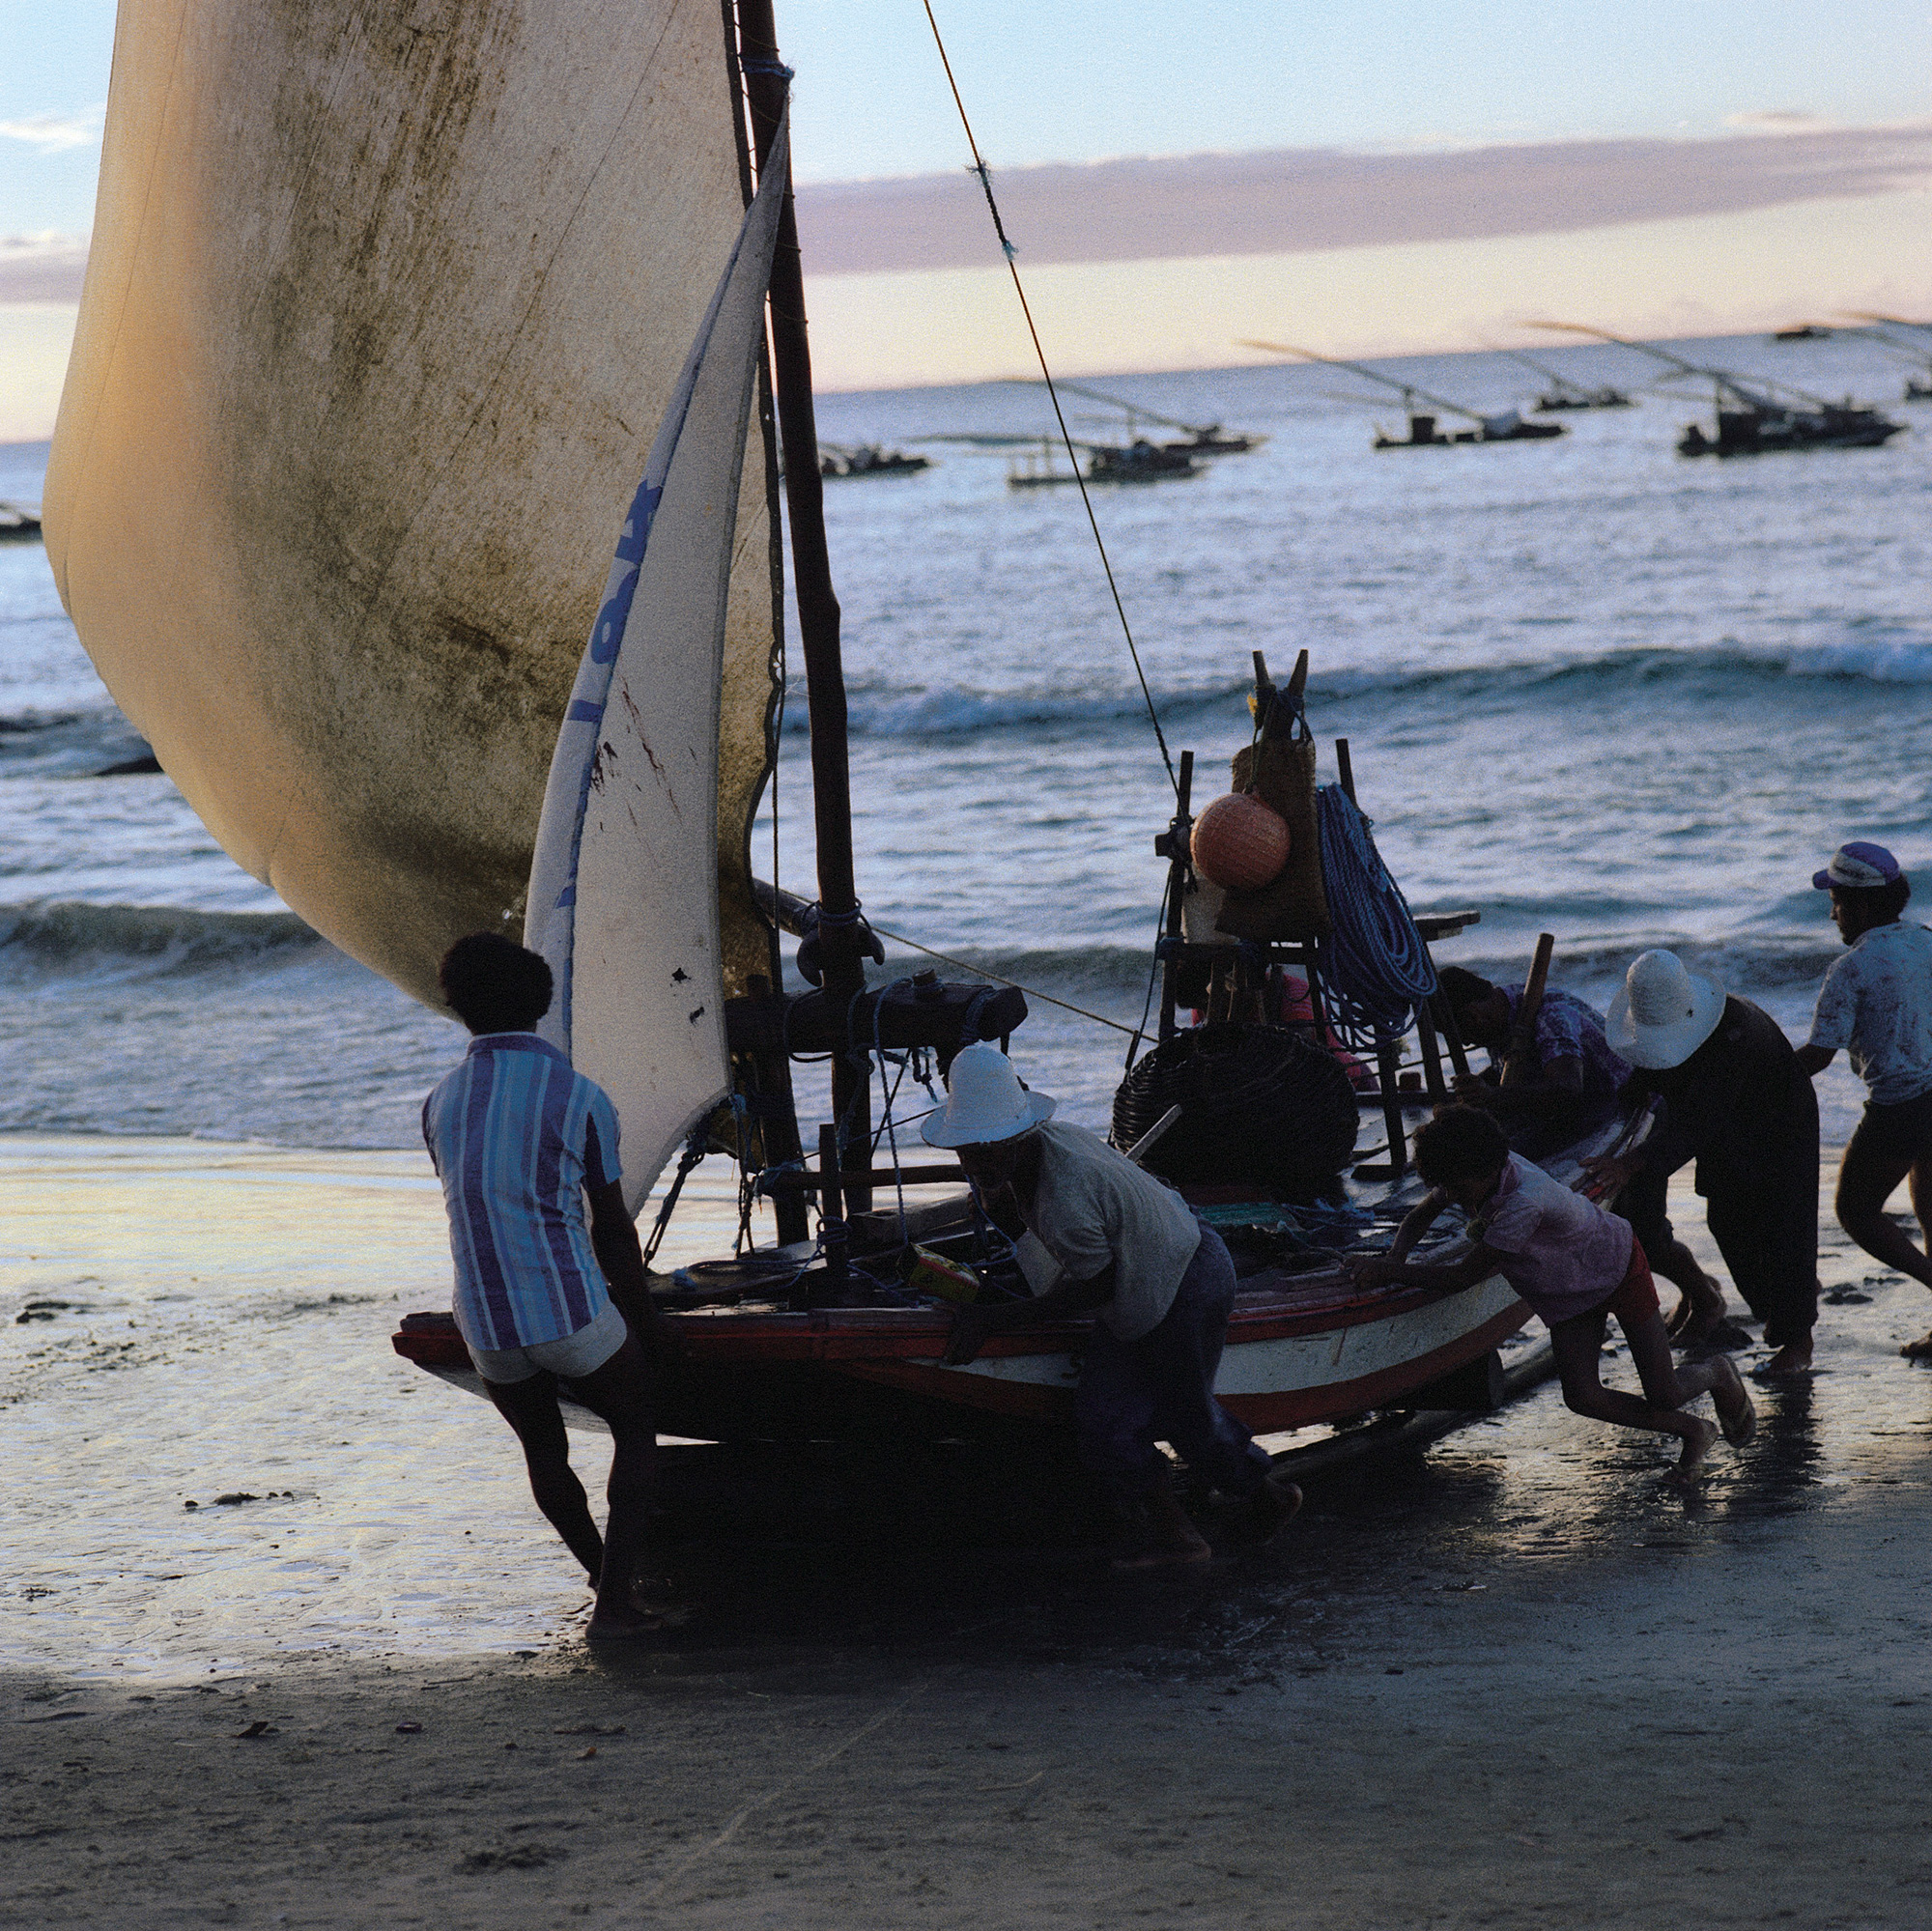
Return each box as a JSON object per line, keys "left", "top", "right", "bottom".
{"left": 862, "top": 917, "right": 1137, "bottom": 1036}
{"left": 1314, "top": 785, "right": 1438, "bottom": 1052}
{"left": 920, "top": 0, "right": 1178, "bottom": 796}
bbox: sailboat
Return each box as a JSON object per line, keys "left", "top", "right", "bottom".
{"left": 1535, "top": 322, "right": 1905, "bottom": 456}
{"left": 46, "top": 1, "right": 1623, "bottom": 1453}
{"left": 1241, "top": 341, "right": 1565, "bottom": 445}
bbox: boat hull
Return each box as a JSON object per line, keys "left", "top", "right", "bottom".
{"left": 392, "top": 1268, "right": 1529, "bottom": 1442}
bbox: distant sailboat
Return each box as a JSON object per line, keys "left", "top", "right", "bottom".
{"left": 1242, "top": 340, "right": 1566, "bottom": 445}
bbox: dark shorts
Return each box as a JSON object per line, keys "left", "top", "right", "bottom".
{"left": 1847, "top": 1086, "right": 1932, "bottom": 1166}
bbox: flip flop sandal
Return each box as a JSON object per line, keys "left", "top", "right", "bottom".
{"left": 1718, "top": 1382, "right": 1756, "bottom": 1448}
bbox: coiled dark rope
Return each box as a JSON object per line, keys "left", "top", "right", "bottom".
{"left": 1315, "top": 786, "right": 1437, "bottom": 1050}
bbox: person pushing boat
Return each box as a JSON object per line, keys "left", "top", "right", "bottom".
{"left": 1586, "top": 951, "right": 1822, "bottom": 1379}
{"left": 1794, "top": 844, "right": 1932, "bottom": 1359}
{"left": 421, "top": 933, "right": 669, "bottom": 1640}
{"left": 929, "top": 1044, "right": 1302, "bottom": 1569}
{"left": 1437, "top": 964, "right": 1731, "bottom": 1340}
{"left": 1353, "top": 1106, "right": 1754, "bottom": 1482}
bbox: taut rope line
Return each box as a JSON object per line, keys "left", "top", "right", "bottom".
{"left": 921, "top": 0, "right": 1179, "bottom": 796}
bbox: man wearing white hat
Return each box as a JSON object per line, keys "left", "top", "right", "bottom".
{"left": 926, "top": 1043, "right": 1300, "bottom": 1568}
{"left": 1795, "top": 843, "right": 1932, "bottom": 1357}
{"left": 1588, "top": 951, "right": 1820, "bottom": 1378}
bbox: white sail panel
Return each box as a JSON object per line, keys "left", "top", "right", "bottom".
{"left": 43, "top": 0, "right": 780, "bottom": 1010}
{"left": 528, "top": 140, "right": 788, "bottom": 1213}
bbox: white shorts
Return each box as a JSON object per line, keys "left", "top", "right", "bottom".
{"left": 466, "top": 1296, "right": 629, "bottom": 1386}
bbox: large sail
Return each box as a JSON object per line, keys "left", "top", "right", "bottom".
{"left": 43, "top": 0, "right": 782, "bottom": 1012}
{"left": 528, "top": 139, "right": 787, "bottom": 1211}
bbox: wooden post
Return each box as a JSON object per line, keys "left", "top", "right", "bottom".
{"left": 738, "top": 2, "right": 871, "bottom": 1207}
{"left": 817, "top": 1123, "right": 848, "bottom": 1287}
{"left": 1335, "top": 738, "right": 1357, "bottom": 805}
{"left": 1374, "top": 1033, "right": 1407, "bottom": 1178}
{"left": 1432, "top": 986, "right": 1473, "bottom": 1080}
{"left": 1414, "top": 993, "right": 1448, "bottom": 1101}
{"left": 1500, "top": 934, "right": 1556, "bottom": 1090}
{"left": 1157, "top": 750, "right": 1195, "bottom": 1043}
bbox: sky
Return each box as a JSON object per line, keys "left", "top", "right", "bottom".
{"left": 2, "top": 0, "right": 1930, "bottom": 429}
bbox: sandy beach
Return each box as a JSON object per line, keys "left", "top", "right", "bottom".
{"left": 7, "top": 1135, "right": 1932, "bottom": 1926}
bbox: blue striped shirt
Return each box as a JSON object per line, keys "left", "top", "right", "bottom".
{"left": 421, "top": 1034, "right": 623, "bottom": 1350}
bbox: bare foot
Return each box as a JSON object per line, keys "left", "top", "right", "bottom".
{"left": 1243, "top": 1474, "right": 1304, "bottom": 1550}
{"left": 1901, "top": 1331, "right": 1932, "bottom": 1361}
{"left": 1667, "top": 1415, "right": 1719, "bottom": 1486}
{"left": 585, "top": 1610, "right": 668, "bottom": 1643}
{"left": 1666, "top": 1278, "right": 1729, "bottom": 1343}
{"left": 1752, "top": 1338, "right": 1814, "bottom": 1380}
{"left": 1109, "top": 1541, "right": 1214, "bottom": 1574}
{"left": 1712, "top": 1356, "right": 1756, "bottom": 1447}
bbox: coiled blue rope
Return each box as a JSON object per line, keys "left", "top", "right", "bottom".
{"left": 1315, "top": 785, "right": 1437, "bottom": 1051}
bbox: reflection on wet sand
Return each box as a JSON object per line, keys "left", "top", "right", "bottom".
{"left": 5, "top": 1138, "right": 1932, "bottom": 1688}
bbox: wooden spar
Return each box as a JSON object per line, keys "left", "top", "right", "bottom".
{"left": 1333, "top": 737, "right": 1407, "bottom": 1178}
{"left": 738, "top": 1, "right": 872, "bottom": 1205}
{"left": 1500, "top": 933, "right": 1557, "bottom": 1089}
{"left": 1157, "top": 750, "right": 1195, "bottom": 1042}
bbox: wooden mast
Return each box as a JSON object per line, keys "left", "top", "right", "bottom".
{"left": 736, "top": 0, "right": 874, "bottom": 1205}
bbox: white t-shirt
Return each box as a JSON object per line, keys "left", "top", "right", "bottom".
{"left": 1808, "top": 923, "right": 1932, "bottom": 1107}
{"left": 1469, "top": 1153, "right": 1634, "bottom": 1325}
{"left": 1023, "top": 1122, "right": 1203, "bottom": 1342}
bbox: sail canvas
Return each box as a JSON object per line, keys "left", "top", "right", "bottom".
{"left": 527, "top": 141, "right": 788, "bottom": 1212}
{"left": 43, "top": 0, "right": 781, "bottom": 1013}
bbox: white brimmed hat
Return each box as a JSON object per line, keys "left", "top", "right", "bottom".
{"left": 1606, "top": 950, "right": 1726, "bottom": 1070}
{"left": 921, "top": 1042, "right": 1057, "bottom": 1148}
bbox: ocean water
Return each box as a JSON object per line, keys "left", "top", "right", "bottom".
{"left": 5, "top": 331, "right": 1930, "bottom": 1166}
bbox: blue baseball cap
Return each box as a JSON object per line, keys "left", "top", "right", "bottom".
{"left": 1814, "top": 841, "right": 1902, "bottom": 891}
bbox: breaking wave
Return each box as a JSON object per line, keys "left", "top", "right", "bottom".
{"left": 797, "top": 638, "right": 1932, "bottom": 742}
{"left": 0, "top": 900, "right": 327, "bottom": 983}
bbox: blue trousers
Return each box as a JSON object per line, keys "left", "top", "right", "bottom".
{"left": 1073, "top": 1225, "right": 1271, "bottom": 1500}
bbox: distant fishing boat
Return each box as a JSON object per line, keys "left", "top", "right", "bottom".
{"left": 1536, "top": 322, "right": 1906, "bottom": 457}
{"left": 0, "top": 499, "right": 41, "bottom": 540}
{"left": 1495, "top": 350, "right": 1634, "bottom": 412}
{"left": 1037, "top": 380, "right": 1267, "bottom": 456}
{"left": 1773, "top": 324, "right": 1831, "bottom": 342}
{"left": 1008, "top": 437, "right": 1201, "bottom": 488}
{"left": 1840, "top": 314, "right": 1932, "bottom": 404}
{"left": 1242, "top": 340, "right": 1566, "bottom": 446}
{"left": 819, "top": 442, "right": 931, "bottom": 479}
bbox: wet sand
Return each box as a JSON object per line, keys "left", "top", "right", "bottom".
{"left": 8, "top": 1135, "right": 1932, "bottom": 1926}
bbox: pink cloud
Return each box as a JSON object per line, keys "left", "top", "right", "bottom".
{"left": 796, "top": 124, "right": 1932, "bottom": 275}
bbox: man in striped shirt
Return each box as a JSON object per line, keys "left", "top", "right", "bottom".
{"left": 423, "top": 932, "right": 666, "bottom": 1641}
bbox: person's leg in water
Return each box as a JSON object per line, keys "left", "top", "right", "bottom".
{"left": 1548, "top": 1291, "right": 1753, "bottom": 1484}
{"left": 485, "top": 1369, "right": 607, "bottom": 1580}
{"left": 1075, "top": 1321, "right": 1212, "bottom": 1570}
{"left": 1137, "top": 1230, "right": 1301, "bottom": 1548}
{"left": 1836, "top": 1108, "right": 1932, "bottom": 1355}
{"left": 486, "top": 1338, "right": 662, "bottom": 1636}
{"left": 1619, "top": 1168, "right": 1728, "bottom": 1343}
{"left": 555, "top": 1337, "right": 661, "bottom": 1636}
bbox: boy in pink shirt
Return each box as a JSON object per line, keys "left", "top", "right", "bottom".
{"left": 1352, "top": 1107, "right": 1754, "bottom": 1482}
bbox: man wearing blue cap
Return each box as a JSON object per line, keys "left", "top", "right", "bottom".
{"left": 1796, "top": 843, "right": 1932, "bottom": 1357}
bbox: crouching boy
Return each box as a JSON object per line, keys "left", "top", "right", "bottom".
{"left": 422, "top": 932, "right": 668, "bottom": 1639}
{"left": 1351, "top": 1106, "right": 1754, "bottom": 1481}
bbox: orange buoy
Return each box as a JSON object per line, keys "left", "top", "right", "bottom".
{"left": 1190, "top": 792, "right": 1292, "bottom": 894}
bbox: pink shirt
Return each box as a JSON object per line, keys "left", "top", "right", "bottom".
{"left": 1468, "top": 1153, "right": 1634, "bottom": 1325}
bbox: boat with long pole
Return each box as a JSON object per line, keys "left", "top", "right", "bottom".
{"left": 50, "top": 0, "right": 1633, "bottom": 1457}
{"left": 1839, "top": 315, "right": 1932, "bottom": 403}
{"left": 1241, "top": 340, "right": 1565, "bottom": 446}
{"left": 1024, "top": 380, "right": 1267, "bottom": 455}
{"left": 1534, "top": 322, "right": 1906, "bottom": 456}
{"left": 1493, "top": 349, "right": 1634, "bottom": 412}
